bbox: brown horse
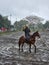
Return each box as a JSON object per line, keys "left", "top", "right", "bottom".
{"left": 18, "top": 31, "right": 40, "bottom": 53}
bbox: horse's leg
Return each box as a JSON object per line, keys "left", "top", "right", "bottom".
{"left": 19, "top": 42, "right": 21, "bottom": 51}
{"left": 21, "top": 43, "right": 24, "bottom": 52}
{"left": 29, "top": 44, "right": 31, "bottom": 53}
{"left": 34, "top": 44, "right": 36, "bottom": 53}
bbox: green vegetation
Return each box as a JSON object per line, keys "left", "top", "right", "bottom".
{"left": 0, "top": 32, "right": 10, "bottom": 35}
{"left": 0, "top": 31, "right": 16, "bottom": 36}
{"left": 0, "top": 14, "right": 11, "bottom": 30}
{"left": 14, "top": 20, "right": 49, "bottom": 31}
{"left": 0, "top": 14, "right": 49, "bottom": 32}
{"left": 43, "top": 21, "right": 49, "bottom": 29}
{"left": 14, "top": 20, "right": 28, "bottom": 31}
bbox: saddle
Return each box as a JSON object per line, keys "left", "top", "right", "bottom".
{"left": 25, "top": 37, "right": 30, "bottom": 42}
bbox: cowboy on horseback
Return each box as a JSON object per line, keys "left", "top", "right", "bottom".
{"left": 23, "top": 24, "right": 31, "bottom": 41}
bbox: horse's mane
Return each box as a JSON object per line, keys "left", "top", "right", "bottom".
{"left": 31, "top": 31, "right": 38, "bottom": 37}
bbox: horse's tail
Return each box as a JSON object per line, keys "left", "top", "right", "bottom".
{"left": 18, "top": 38, "right": 21, "bottom": 50}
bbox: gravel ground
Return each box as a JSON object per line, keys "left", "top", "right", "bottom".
{"left": 0, "top": 31, "right": 49, "bottom": 65}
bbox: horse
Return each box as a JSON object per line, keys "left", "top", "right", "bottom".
{"left": 18, "top": 31, "right": 40, "bottom": 53}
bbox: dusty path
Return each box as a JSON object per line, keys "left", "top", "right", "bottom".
{"left": 0, "top": 31, "right": 49, "bottom": 65}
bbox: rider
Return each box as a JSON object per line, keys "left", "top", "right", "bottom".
{"left": 23, "top": 24, "right": 31, "bottom": 41}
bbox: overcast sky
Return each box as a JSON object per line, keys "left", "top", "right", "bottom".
{"left": 0, "top": 0, "right": 49, "bottom": 24}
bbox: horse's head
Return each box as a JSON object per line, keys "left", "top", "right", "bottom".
{"left": 31, "top": 31, "right": 40, "bottom": 38}
{"left": 35, "top": 31, "right": 40, "bottom": 38}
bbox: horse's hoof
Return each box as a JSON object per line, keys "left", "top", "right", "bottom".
{"left": 29, "top": 51, "right": 31, "bottom": 53}
{"left": 35, "top": 51, "right": 36, "bottom": 53}
{"left": 21, "top": 49, "right": 23, "bottom": 52}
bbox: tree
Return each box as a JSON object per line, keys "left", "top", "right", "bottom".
{"left": 0, "top": 14, "right": 11, "bottom": 30}
{"left": 37, "top": 23, "right": 44, "bottom": 31}
{"left": 0, "top": 15, "right": 3, "bottom": 28}
{"left": 43, "top": 21, "right": 49, "bottom": 29}
{"left": 14, "top": 20, "right": 28, "bottom": 31}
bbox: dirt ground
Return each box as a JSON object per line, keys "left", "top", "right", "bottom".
{"left": 0, "top": 31, "right": 49, "bottom": 65}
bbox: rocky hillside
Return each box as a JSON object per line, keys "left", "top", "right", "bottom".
{"left": 23, "top": 15, "right": 44, "bottom": 24}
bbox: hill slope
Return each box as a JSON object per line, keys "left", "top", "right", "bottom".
{"left": 23, "top": 15, "right": 44, "bottom": 24}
